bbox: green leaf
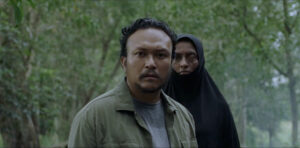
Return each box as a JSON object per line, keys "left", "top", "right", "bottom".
{"left": 10, "top": 0, "right": 23, "bottom": 26}
{"left": 27, "top": 0, "right": 36, "bottom": 8}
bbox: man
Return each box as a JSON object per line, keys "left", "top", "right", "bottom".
{"left": 164, "top": 34, "right": 240, "bottom": 148}
{"left": 68, "top": 19, "right": 197, "bottom": 147}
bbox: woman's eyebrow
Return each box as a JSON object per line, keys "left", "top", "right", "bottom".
{"left": 187, "top": 52, "right": 197, "bottom": 55}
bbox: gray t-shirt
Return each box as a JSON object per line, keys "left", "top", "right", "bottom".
{"left": 133, "top": 99, "right": 170, "bottom": 148}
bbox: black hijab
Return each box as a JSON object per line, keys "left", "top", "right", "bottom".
{"left": 164, "top": 34, "right": 240, "bottom": 148}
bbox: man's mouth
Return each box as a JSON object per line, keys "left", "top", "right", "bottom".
{"left": 140, "top": 73, "right": 160, "bottom": 80}
{"left": 143, "top": 74, "right": 158, "bottom": 78}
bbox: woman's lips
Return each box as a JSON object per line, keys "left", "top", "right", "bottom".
{"left": 179, "top": 71, "right": 190, "bottom": 75}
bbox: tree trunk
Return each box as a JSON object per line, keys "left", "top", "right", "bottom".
{"left": 238, "top": 104, "right": 247, "bottom": 146}
{"left": 284, "top": 32, "right": 298, "bottom": 146}
{"left": 288, "top": 72, "right": 298, "bottom": 146}
{"left": 242, "top": 106, "right": 247, "bottom": 146}
{"left": 22, "top": 115, "right": 40, "bottom": 148}
{"left": 268, "top": 128, "right": 274, "bottom": 148}
{"left": 241, "top": 7, "right": 299, "bottom": 146}
{"left": 1, "top": 115, "right": 40, "bottom": 148}
{"left": 237, "top": 85, "right": 247, "bottom": 146}
{"left": 282, "top": 0, "right": 298, "bottom": 144}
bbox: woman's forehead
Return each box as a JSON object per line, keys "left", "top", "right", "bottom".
{"left": 175, "top": 41, "right": 197, "bottom": 54}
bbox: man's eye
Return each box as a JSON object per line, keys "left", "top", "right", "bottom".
{"left": 136, "top": 52, "right": 145, "bottom": 56}
{"left": 157, "top": 53, "right": 167, "bottom": 59}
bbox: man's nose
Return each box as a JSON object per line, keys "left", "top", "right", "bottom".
{"left": 145, "top": 56, "right": 156, "bottom": 69}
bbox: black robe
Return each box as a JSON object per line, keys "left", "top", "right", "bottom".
{"left": 164, "top": 34, "right": 240, "bottom": 148}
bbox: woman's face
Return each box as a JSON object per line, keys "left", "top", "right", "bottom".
{"left": 172, "top": 41, "right": 199, "bottom": 75}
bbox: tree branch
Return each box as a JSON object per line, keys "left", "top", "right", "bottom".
{"left": 103, "top": 61, "right": 121, "bottom": 91}
{"left": 268, "top": 58, "right": 288, "bottom": 76}
{"left": 24, "top": 48, "right": 34, "bottom": 81}
{"left": 98, "top": 18, "right": 121, "bottom": 72}
{"left": 241, "top": 6, "right": 263, "bottom": 47}
{"left": 84, "top": 19, "right": 122, "bottom": 104}
{"left": 283, "top": 0, "right": 292, "bottom": 35}
{"left": 240, "top": 4, "right": 288, "bottom": 77}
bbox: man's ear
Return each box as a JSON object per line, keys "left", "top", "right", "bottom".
{"left": 120, "top": 56, "right": 127, "bottom": 71}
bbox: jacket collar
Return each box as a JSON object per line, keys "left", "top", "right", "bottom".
{"left": 114, "top": 79, "right": 135, "bottom": 112}
{"left": 114, "top": 78, "right": 177, "bottom": 113}
{"left": 162, "top": 91, "right": 178, "bottom": 114}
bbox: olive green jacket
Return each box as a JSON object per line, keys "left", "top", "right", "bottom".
{"left": 68, "top": 80, "right": 197, "bottom": 148}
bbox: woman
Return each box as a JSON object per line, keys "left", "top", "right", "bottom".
{"left": 164, "top": 34, "right": 240, "bottom": 148}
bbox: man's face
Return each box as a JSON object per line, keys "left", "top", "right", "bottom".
{"left": 172, "top": 41, "right": 199, "bottom": 75}
{"left": 121, "top": 28, "right": 172, "bottom": 93}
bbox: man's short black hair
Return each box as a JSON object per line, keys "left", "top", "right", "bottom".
{"left": 120, "top": 18, "right": 177, "bottom": 57}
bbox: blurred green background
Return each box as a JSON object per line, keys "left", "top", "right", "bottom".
{"left": 0, "top": 0, "right": 299, "bottom": 147}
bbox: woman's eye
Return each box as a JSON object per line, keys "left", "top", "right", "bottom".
{"left": 174, "top": 55, "right": 181, "bottom": 61}
{"left": 188, "top": 54, "right": 197, "bottom": 60}
{"left": 188, "top": 54, "right": 196, "bottom": 58}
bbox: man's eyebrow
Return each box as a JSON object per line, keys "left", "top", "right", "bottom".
{"left": 155, "top": 48, "right": 169, "bottom": 51}
{"left": 152, "top": 49, "right": 170, "bottom": 55}
{"left": 135, "top": 47, "right": 168, "bottom": 51}
{"left": 136, "top": 47, "right": 147, "bottom": 50}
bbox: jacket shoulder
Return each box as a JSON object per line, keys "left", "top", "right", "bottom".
{"left": 165, "top": 95, "right": 194, "bottom": 121}
{"left": 74, "top": 88, "right": 120, "bottom": 120}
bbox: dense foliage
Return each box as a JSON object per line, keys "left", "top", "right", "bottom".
{"left": 0, "top": 0, "right": 299, "bottom": 147}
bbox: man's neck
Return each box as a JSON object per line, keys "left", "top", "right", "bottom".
{"left": 126, "top": 82, "right": 161, "bottom": 104}
{"left": 133, "top": 91, "right": 161, "bottom": 104}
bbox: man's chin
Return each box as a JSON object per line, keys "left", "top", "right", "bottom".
{"left": 136, "top": 84, "right": 162, "bottom": 93}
